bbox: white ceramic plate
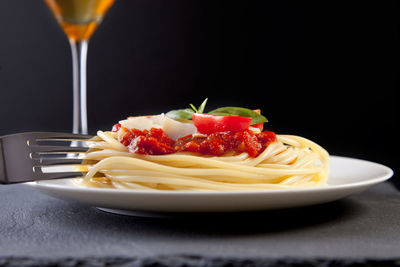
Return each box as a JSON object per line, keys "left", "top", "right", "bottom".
{"left": 26, "top": 156, "right": 393, "bottom": 214}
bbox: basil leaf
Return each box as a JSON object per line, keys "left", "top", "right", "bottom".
{"left": 208, "top": 107, "right": 268, "bottom": 124}
{"left": 166, "top": 108, "right": 194, "bottom": 120}
{"left": 189, "top": 104, "right": 198, "bottom": 113}
{"left": 197, "top": 98, "right": 208, "bottom": 113}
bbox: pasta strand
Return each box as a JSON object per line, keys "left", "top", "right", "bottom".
{"left": 74, "top": 131, "right": 329, "bottom": 191}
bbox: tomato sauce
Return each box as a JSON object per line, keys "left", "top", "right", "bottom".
{"left": 113, "top": 125, "right": 276, "bottom": 157}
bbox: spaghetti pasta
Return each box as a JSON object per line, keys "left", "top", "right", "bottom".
{"left": 74, "top": 130, "right": 329, "bottom": 191}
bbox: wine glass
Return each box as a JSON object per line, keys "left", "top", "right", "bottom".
{"left": 45, "top": 0, "right": 115, "bottom": 134}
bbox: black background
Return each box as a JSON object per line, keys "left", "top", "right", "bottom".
{"left": 0, "top": 0, "right": 398, "bottom": 186}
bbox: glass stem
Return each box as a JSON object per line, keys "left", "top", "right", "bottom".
{"left": 69, "top": 39, "right": 89, "bottom": 134}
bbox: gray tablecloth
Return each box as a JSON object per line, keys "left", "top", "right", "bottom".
{"left": 0, "top": 182, "right": 399, "bottom": 266}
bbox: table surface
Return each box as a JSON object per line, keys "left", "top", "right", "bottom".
{"left": 0, "top": 182, "right": 399, "bottom": 266}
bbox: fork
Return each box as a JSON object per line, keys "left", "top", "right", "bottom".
{"left": 0, "top": 132, "right": 92, "bottom": 184}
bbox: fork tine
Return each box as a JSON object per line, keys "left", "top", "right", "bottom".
{"left": 29, "top": 145, "right": 89, "bottom": 153}
{"left": 25, "top": 132, "right": 92, "bottom": 145}
{"left": 36, "top": 138, "right": 91, "bottom": 142}
{"left": 33, "top": 171, "right": 84, "bottom": 181}
{"left": 29, "top": 152, "right": 87, "bottom": 159}
{"left": 32, "top": 158, "right": 83, "bottom": 166}
{"left": 32, "top": 132, "right": 92, "bottom": 140}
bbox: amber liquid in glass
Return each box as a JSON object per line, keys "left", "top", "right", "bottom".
{"left": 45, "top": 0, "right": 114, "bottom": 40}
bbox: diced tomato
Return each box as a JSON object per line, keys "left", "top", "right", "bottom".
{"left": 112, "top": 123, "right": 121, "bottom": 132}
{"left": 119, "top": 127, "right": 176, "bottom": 155}
{"left": 251, "top": 109, "right": 264, "bottom": 131}
{"left": 128, "top": 135, "right": 175, "bottom": 155}
{"left": 257, "top": 131, "right": 276, "bottom": 144}
{"left": 192, "top": 113, "right": 252, "bottom": 134}
{"left": 181, "top": 141, "right": 201, "bottom": 153}
{"left": 175, "top": 130, "right": 273, "bottom": 157}
{"left": 148, "top": 128, "right": 175, "bottom": 147}
{"left": 117, "top": 127, "right": 133, "bottom": 146}
{"left": 175, "top": 135, "right": 205, "bottom": 152}
{"left": 241, "top": 130, "right": 262, "bottom": 157}
{"left": 199, "top": 135, "right": 227, "bottom": 156}
{"left": 117, "top": 126, "right": 276, "bottom": 157}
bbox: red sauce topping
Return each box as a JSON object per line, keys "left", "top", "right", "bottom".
{"left": 112, "top": 123, "right": 121, "bottom": 132}
{"left": 113, "top": 125, "right": 276, "bottom": 157}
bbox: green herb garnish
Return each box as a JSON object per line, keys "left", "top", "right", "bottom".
{"left": 166, "top": 98, "right": 208, "bottom": 120}
{"left": 208, "top": 107, "right": 267, "bottom": 124}
{"left": 166, "top": 98, "right": 268, "bottom": 124}
{"left": 166, "top": 108, "right": 194, "bottom": 120}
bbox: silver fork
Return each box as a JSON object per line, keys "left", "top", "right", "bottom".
{"left": 0, "top": 132, "right": 92, "bottom": 184}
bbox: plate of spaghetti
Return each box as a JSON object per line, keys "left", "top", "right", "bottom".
{"left": 27, "top": 100, "right": 393, "bottom": 213}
